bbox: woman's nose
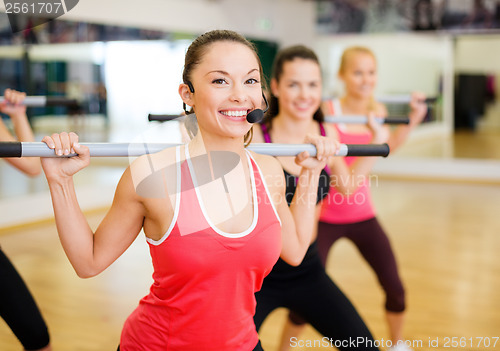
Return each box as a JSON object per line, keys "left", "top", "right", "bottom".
{"left": 229, "top": 84, "right": 248, "bottom": 103}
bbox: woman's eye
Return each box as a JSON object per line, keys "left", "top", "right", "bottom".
{"left": 212, "top": 78, "right": 227, "bottom": 85}
{"left": 246, "top": 78, "right": 259, "bottom": 84}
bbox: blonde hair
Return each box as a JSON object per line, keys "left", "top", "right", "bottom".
{"left": 339, "top": 46, "right": 378, "bottom": 113}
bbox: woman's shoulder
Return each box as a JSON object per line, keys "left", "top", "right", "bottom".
{"left": 374, "top": 101, "right": 388, "bottom": 116}
{"left": 249, "top": 151, "right": 283, "bottom": 178}
{"left": 322, "top": 121, "right": 340, "bottom": 139}
{"left": 321, "top": 99, "right": 338, "bottom": 116}
{"left": 249, "top": 151, "right": 284, "bottom": 196}
{"left": 126, "top": 146, "right": 179, "bottom": 198}
{"left": 129, "top": 145, "right": 178, "bottom": 172}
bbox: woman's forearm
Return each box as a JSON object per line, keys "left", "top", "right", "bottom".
{"left": 11, "top": 113, "right": 36, "bottom": 142}
{"left": 13, "top": 113, "right": 41, "bottom": 175}
{"left": 0, "top": 115, "right": 41, "bottom": 176}
{"left": 287, "top": 168, "right": 321, "bottom": 264}
{"left": 47, "top": 177, "right": 97, "bottom": 278}
{"left": 329, "top": 156, "right": 377, "bottom": 195}
{"left": 389, "top": 122, "right": 419, "bottom": 152}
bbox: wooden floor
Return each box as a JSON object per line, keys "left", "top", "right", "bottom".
{"left": 1, "top": 178, "right": 499, "bottom": 351}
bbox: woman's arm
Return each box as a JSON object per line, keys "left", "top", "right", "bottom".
{"left": 325, "top": 113, "right": 389, "bottom": 195}
{"left": 387, "top": 92, "right": 427, "bottom": 152}
{"left": 0, "top": 89, "right": 41, "bottom": 176}
{"left": 283, "top": 165, "right": 323, "bottom": 265}
{"left": 42, "top": 133, "right": 146, "bottom": 278}
{"left": 260, "top": 135, "right": 338, "bottom": 266}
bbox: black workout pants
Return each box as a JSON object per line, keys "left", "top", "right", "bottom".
{"left": 0, "top": 248, "right": 50, "bottom": 350}
{"left": 254, "top": 242, "right": 379, "bottom": 350}
{"left": 317, "top": 217, "right": 405, "bottom": 313}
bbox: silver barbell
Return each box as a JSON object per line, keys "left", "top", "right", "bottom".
{"left": 0, "top": 142, "right": 390, "bottom": 158}
{"left": 147, "top": 114, "right": 409, "bottom": 124}
{"left": 324, "top": 116, "right": 409, "bottom": 124}
{"left": 377, "top": 95, "right": 436, "bottom": 105}
{"left": 0, "top": 96, "right": 78, "bottom": 107}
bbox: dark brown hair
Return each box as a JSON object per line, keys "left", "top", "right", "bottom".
{"left": 182, "top": 29, "right": 267, "bottom": 145}
{"left": 263, "top": 45, "right": 324, "bottom": 131}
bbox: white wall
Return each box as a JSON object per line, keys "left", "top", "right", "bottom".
{"left": 455, "top": 34, "right": 500, "bottom": 74}
{"left": 455, "top": 34, "right": 500, "bottom": 112}
{"left": 59, "top": 0, "right": 316, "bottom": 46}
{"left": 0, "top": 0, "right": 316, "bottom": 131}
{"left": 454, "top": 34, "right": 500, "bottom": 129}
{"left": 104, "top": 40, "right": 188, "bottom": 134}
{"left": 55, "top": 0, "right": 317, "bottom": 130}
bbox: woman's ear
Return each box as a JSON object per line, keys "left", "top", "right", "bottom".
{"left": 179, "top": 83, "right": 194, "bottom": 109}
{"left": 270, "top": 78, "right": 279, "bottom": 98}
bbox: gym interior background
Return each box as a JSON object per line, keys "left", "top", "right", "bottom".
{"left": 0, "top": 1, "right": 499, "bottom": 350}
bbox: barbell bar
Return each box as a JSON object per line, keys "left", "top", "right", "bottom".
{"left": 0, "top": 96, "right": 78, "bottom": 107}
{"left": 148, "top": 114, "right": 180, "bottom": 122}
{"left": 0, "top": 142, "right": 390, "bottom": 158}
{"left": 324, "top": 116, "right": 409, "bottom": 124}
{"left": 147, "top": 113, "right": 409, "bottom": 125}
{"left": 376, "top": 95, "right": 437, "bottom": 104}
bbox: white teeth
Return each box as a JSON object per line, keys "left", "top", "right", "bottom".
{"left": 221, "top": 110, "right": 247, "bottom": 117}
{"left": 296, "top": 104, "right": 311, "bottom": 109}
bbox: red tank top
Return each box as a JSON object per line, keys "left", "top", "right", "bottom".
{"left": 120, "top": 146, "right": 281, "bottom": 350}
{"left": 320, "top": 99, "right": 376, "bottom": 224}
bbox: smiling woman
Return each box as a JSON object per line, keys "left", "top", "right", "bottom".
{"left": 252, "top": 44, "right": 381, "bottom": 351}
{"left": 179, "top": 35, "right": 268, "bottom": 144}
{"left": 37, "top": 29, "right": 340, "bottom": 351}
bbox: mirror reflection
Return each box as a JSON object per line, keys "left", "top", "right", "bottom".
{"left": 1, "top": 8, "right": 499, "bottom": 201}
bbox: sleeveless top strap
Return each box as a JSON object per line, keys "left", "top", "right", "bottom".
{"left": 319, "top": 122, "right": 326, "bottom": 137}
{"left": 319, "top": 122, "right": 331, "bottom": 175}
{"left": 260, "top": 124, "right": 272, "bottom": 143}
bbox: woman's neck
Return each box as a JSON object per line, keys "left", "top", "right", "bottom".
{"left": 270, "top": 113, "right": 316, "bottom": 143}
{"left": 340, "top": 94, "right": 372, "bottom": 114}
{"left": 189, "top": 130, "right": 246, "bottom": 158}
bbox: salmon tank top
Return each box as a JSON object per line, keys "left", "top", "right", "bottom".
{"left": 120, "top": 146, "right": 282, "bottom": 350}
{"left": 320, "top": 99, "right": 376, "bottom": 224}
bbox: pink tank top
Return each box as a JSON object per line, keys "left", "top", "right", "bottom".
{"left": 320, "top": 99, "right": 376, "bottom": 224}
{"left": 120, "top": 146, "right": 282, "bottom": 350}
